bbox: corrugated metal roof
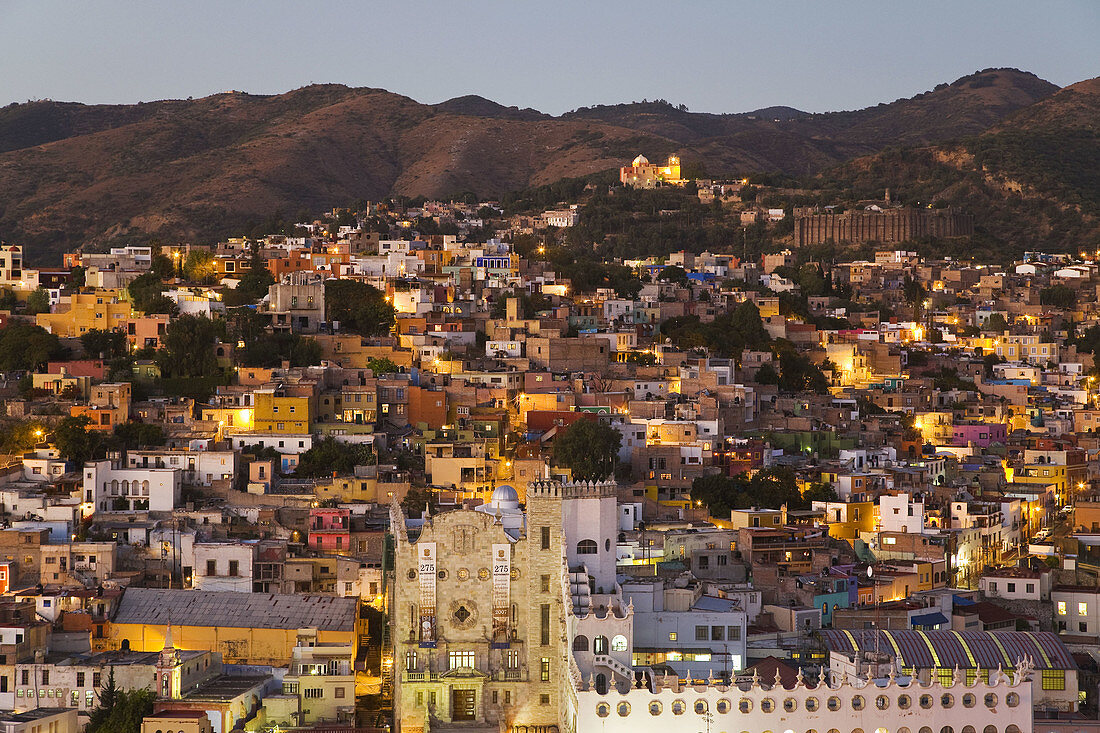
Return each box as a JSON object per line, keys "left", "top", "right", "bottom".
{"left": 112, "top": 588, "right": 356, "bottom": 632}
{"left": 821, "top": 629, "right": 1076, "bottom": 670}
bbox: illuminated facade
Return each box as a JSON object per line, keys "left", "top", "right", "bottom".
{"left": 620, "top": 155, "right": 685, "bottom": 189}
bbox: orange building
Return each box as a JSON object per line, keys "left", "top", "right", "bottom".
{"left": 408, "top": 385, "right": 448, "bottom": 429}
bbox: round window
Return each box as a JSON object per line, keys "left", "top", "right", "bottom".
{"left": 617, "top": 702, "right": 631, "bottom": 717}
{"left": 984, "top": 693, "right": 997, "bottom": 708}
{"left": 876, "top": 695, "right": 889, "bottom": 710}
{"left": 611, "top": 635, "right": 628, "bottom": 652}
{"left": 941, "top": 694, "right": 954, "bottom": 709}
{"left": 649, "top": 701, "right": 662, "bottom": 716}
{"left": 962, "top": 693, "right": 975, "bottom": 708}
{"left": 672, "top": 700, "right": 686, "bottom": 715}
{"left": 783, "top": 698, "right": 797, "bottom": 713}
{"left": 716, "top": 699, "right": 730, "bottom": 714}
{"left": 695, "top": 700, "right": 708, "bottom": 715}
{"left": 761, "top": 698, "right": 775, "bottom": 713}
{"left": 827, "top": 696, "right": 841, "bottom": 712}
{"left": 851, "top": 695, "right": 865, "bottom": 711}
{"left": 739, "top": 698, "right": 752, "bottom": 713}
{"left": 596, "top": 703, "right": 610, "bottom": 718}
{"left": 898, "top": 694, "right": 911, "bottom": 710}
{"left": 805, "top": 697, "right": 819, "bottom": 712}
{"left": 919, "top": 694, "right": 933, "bottom": 709}
{"left": 1006, "top": 693, "right": 1019, "bottom": 708}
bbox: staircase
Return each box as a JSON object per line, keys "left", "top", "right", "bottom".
{"left": 593, "top": 654, "right": 633, "bottom": 683}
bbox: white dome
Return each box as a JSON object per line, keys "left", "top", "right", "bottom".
{"left": 490, "top": 484, "right": 520, "bottom": 508}
{"left": 631, "top": 154, "right": 650, "bottom": 167}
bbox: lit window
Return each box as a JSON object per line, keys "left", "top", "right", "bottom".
{"left": 1079, "top": 602, "right": 1088, "bottom": 616}
{"left": 1057, "top": 601, "right": 1067, "bottom": 615}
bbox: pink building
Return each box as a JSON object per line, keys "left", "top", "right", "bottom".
{"left": 950, "top": 422, "right": 1007, "bottom": 447}
{"left": 307, "top": 507, "right": 350, "bottom": 552}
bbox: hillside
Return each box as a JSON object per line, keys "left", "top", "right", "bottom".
{"left": 0, "top": 69, "right": 1062, "bottom": 263}
{"left": 807, "top": 76, "right": 1100, "bottom": 260}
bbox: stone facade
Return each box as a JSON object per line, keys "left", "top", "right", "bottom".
{"left": 793, "top": 209, "right": 974, "bottom": 247}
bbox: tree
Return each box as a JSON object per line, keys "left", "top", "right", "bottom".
{"left": 0, "top": 322, "right": 65, "bottom": 370}
{"left": 657, "top": 265, "right": 688, "bottom": 285}
{"left": 553, "top": 419, "right": 621, "bottom": 481}
{"left": 159, "top": 314, "right": 222, "bottom": 378}
{"left": 0, "top": 420, "right": 47, "bottom": 455}
{"left": 53, "top": 415, "right": 104, "bottom": 466}
{"left": 691, "top": 465, "right": 805, "bottom": 517}
{"left": 325, "top": 280, "right": 395, "bottom": 336}
{"left": 127, "top": 272, "right": 176, "bottom": 315}
{"left": 902, "top": 275, "right": 927, "bottom": 310}
{"left": 984, "top": 313, "right": 1009, "bottom": 333}
{"left": 754, "top": 361, "right": 779, "bottom": 385}
{"left": 111, "top": 422, "right": 165, "bottom": 451}
{"left": 367, "top": 357, "right": 400, "bottom": 375}
{"left": 81, "top": 328, "right": 127, "bottom": 359}
{"left": 85, "top": 668, "right": 154, "bottom": 733}
{"left": 1040, "top": 284, "right": 1076, "bottom": 310}
{"left": 183, "top": 249, "right": 217, "bottom": 284}
{"left": 24, "top": 287, "right": 51, "bottom": 315}
{"left": 294, "top": 436, "right": 377, "bottom": 477}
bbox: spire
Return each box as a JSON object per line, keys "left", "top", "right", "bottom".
{"left": 162, "top": 615, "right": 174, "bottom": 651}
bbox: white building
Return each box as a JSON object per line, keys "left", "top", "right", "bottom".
{"left": 1052, "top": 584, "right": 1100, "bottom": 635}
{"left": 82, "top": 461, "right": 181, "bottom": 515}
{"left": 979, "top": 567, "right": 1051, "bottom": 602}
{"left": 192, "top": 542, "right": 254, "bottom": 592}
{"left": 879, "top": 493, "right": 927, "bottom": 534}
{"left": 126, "top": 450, "right": 237, "bottom": 486}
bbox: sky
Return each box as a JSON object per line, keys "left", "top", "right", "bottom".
{"left": 1, "top": 1, "right": 1098, "bottom": 115}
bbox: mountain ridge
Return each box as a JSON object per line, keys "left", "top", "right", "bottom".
{"left": 0, "top": 68, "right": 1067, "bottom": 263}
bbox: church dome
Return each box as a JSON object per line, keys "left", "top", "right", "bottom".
{"left": 631, "top": 154, "right": 650, "bottom": 167}
{"left": 490, "top": 484, "right": 520, "bottom": 509}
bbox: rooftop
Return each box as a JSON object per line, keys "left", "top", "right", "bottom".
{"left": 113, "top": 588, "right": 357, "bottom": 632}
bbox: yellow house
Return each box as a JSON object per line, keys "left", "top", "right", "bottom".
{"left": 253, "top": 389, "right": 311, "bottom": 434}
{"left": 36, "top": 288, "right": 133, "bottom": 337}
{"left": 200, "top": 405, "right": 254, "bottom": 432}
{"left": 32, "top": 370, "right": 91, "bottom": 398}
{"left": 110, "top": 588, "right": 359, "bottom": 667}
{"left": 262, "top": 644, "right": 356, "bottom": 727}
{"left": 817, "top": 499, "right": 877, "bottom": 540}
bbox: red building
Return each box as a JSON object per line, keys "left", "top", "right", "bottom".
{"left": 308, "top": 507, "right": 351, "bottom": 553}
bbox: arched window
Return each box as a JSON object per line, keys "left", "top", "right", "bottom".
{"left": 593, "top": 636, "right": 609, "bottom": 654}
{"left": 572, "top": 635, "right": 589, "bottom": 652}
{"left": 142, "top": 480, "right": 150, "bottom": 496}
{"left": 595, "top": 673, "right": 608, "bottom": 694}
{"left": 577, "top": 539, "right": 598, "bottom": 555}
{"left": 611, "top": 635, "right": 628, "bottom": 652}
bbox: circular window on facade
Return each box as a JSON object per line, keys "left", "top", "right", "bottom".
{"left": 611, "top": 635, "right": 628, "bottom": 652}
{"left": 695, "top": 700, "right": 708, "bottom": 715}
{"left": 760, "top": 698, "right": 775, "bottom": 713}
{"left": 457, "top": 568, "right": 469, "bottom": 581}
{"left": 510, "top": 568, "right": 520, "bottom": 580}
{"left": 876, "top": 695, "right": 889, "bottom": 710}
{"left": 437, "top": 569, "right": 447, "bottom": 580}
{"left": 1006, "top": 693, "right": 1019, "bottom": 708}
{"left": 919, "top": 694, "right": 933, "bottom": 709}
{"left": 478, "top": 568, "right": 490, "bottom": 580}
{"left": 941, "top": 694, "right": 954, "bottom": 709}
{"left": 649, "top": 701, "right": 662, "bottom": 716}
{"left": 716, "top": 699, "right": 730, "bottom": 714}
{"left": 407, "top": 569, "right": 416, "bottom": 580}
{"left": 898, "top": 694, "right": 911, "bottom": 710}
{"left": 783, "top": 698, "right": 797, "bottom": 713}
{"left": 984, "top": 693, "right": 997, "bottom": 708}
{"left": 805, "top": 697, "right": 819, "bottom": 712}
{"left": 617, "top": 702, "right": 630, "bottom": 717}
{"left": 739, "top": 698, "right": 752, "bottom": 714}
{"left": 672, "top": 700, "right": 686, "bottom": 715}
{"left": 962, "top": 693, "right": 975, "bottom": 708}
{"left": 827, "top": 696, "right": 841, "bottom": 712}
{"left": 596, "top": 703, "right": 610, "bottom": 718}
{"left": 851, "top": 695, "right": 865, "bottom": 711}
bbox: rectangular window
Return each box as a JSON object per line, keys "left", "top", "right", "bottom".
{"left": 449, "top": 651, "right": 476, "bottom": 669}
{"left": 711, "top": 626, "right": 724, "bottom": 641}
{"left": 540, "top": 604, "right": 550, "bottom": 646}
{"left": 229, "top": 560, "right": 239, "bottom": 576}
{"left": 540, "top": 658, "right": 551, "bottom": 682}
{"left": 1007, "top": 583, "right": 1015, "bottom": 593}
{"left": 1057, "top": 601, "right": 1067, "bottom": 615}
{"left": 1042, "top": 670, "right": 1066, "bottom": 691}
{"left": 541, "top": 526, "right": 550, "bottom": 550}
{"left": 541, "top": 574, "right": 550, "bottom": 593}
{"left": 668, "top": 632, "right": 677, "bottom": 641}
{"left": 540, "top": 693, "right": 551, "bottom": 705}
{"left": 695, "top": 625, "right": 708, "bottom": 641}
{"left": 334, "top": 687, "right": 345, "bottom": 698}
{"left": 206, "top": 559, "right": 217, "bottom": 576}
{"left": 728, "top": 626, "right": 741, "bottom": 640}
{"left": 1080, "top": 602, "right": 1088, "bottom": 616}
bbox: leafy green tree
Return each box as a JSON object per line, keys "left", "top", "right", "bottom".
{"left": 0, "top": 420, "right": 47, "bottom": 454}
{"left": 691, "top": 465, "right": 805, "bottom": 516}
{"left": 773, "top": 342, "right": 830, "bottom": 394}
{"left": 553, "top": 419, "right": 622, "bottom": 481}
{"left": 1040, "top": 284, "right": 1076, "bottom": 310}
{"left": 127, "top": 272, "right": 176, "bottom": 314}
{"left": 53, "top": 415, "right": 104, "bottom": 466}
{"left": 81, "top": 328, "right": 128, "bottom": 359}
{"left": 24, "top": 288, "right": 51, "bottom": 315}
{"left": 983, "top": 313, "right": 1009, "bottom": 333}
{"left": 902, "top": 275, "right": 927, "bottom": 310}
{"left": 325, "top": 280, "right": 395, "bottom": 336}
{"left": 294, "top": 436, "right": 377, "bottom": 477}
{"left": 0, "top": 322, "right": 65, "bottom": 370}
{"left": 182, "top": 249, "right": 217, "bottom": 284}
{"left": 159, "top": 314, "right": 222, "bottom": 378}
{"left": 657, "top": 265, "right": 688, "bottom": 285}
{"left": 111, "top": 422, "right": 165, "bottom": 451}
{"left": 754, "top": 361, "right": 779, "bottom": 385}
{"left": 366, "top": 357, "right": 400, "bottom": 375}
{"left": 802, "top": 481, "right": 838, "bottom": 503}
{"left": 85, "top": 669, "right": 154, "bottom": 733}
